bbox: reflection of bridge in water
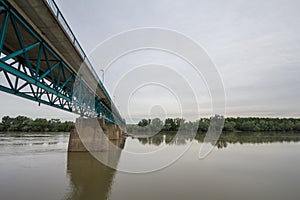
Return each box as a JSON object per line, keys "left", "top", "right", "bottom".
{"left": 67, "top": 138, "right": 125, "bottom": 200}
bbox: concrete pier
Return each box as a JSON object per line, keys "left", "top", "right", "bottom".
{"left": 68, "top": 118, "right": 126, "bottom": 152}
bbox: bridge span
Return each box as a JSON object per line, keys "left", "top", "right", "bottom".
{"left": 0, "top": 0, "right": 124, "bottom": 126}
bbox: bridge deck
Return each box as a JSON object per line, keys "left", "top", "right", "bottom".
{"left": 5, "top": 0, "right": 111, "bottom": 107}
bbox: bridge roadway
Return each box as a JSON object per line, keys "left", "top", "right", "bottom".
{"left": 0, "top": 0, "right": 123, "bottom": 124}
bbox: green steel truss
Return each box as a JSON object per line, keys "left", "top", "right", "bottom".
{"left": 0, "top": 0, "right": 123, "bottom": 125}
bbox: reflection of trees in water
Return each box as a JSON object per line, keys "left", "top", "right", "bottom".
{"left": 138, "top": 136, "right": 164, "bottom": 146}
{"left": 137, "top": 131, "right": 196, "bottom": 146}
{"left": 215, "top": 132, "right": 300, "bottom": 149}
{"left": 136, "top": 132, "right": 300, "bottom": 149}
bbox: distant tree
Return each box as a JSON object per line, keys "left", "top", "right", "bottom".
{"left": 163, "top": 118, "right": 175, "bottom": 131}
{"left": 174, "top": 118, "right": 185, "bottom": 130}
{"left": 149, "top": 118, "right": 163, "bottom": 132}
{"left": 182, "top": 121, "right": 198, "bottom": 132}
{"left": 21, "top": 119, "right": 33, "bottom": 132}
{"left": 0, "top": 123, "right": 4, "bottom": 131}
{"left": 223, "top": 121, "right": 236, "bottom": 132}
{"left": 8, "top": 116, "right": 31, "bottom": 131}
{"left": 239, "top": 121, "right": 255, "bottom": 131}
{"left": 33, "top": 118, "right": 49, "bottom": 132}
{"left": 138, "top": 119, "right": 151, "bottom": 127}
{"left": 197, "top": 119, "right": 209, "bottom": 133}
{"left": 49, "top": 119, "right": 61, "bottom": 132}
{"left": 61, "top": 121, "right": 74, "bottom": 132}
{"left": 1, "top": 116, "right": 13, "bottom": 131}
{"left": 295, "top": 122, "right": 300, "bottom": 132}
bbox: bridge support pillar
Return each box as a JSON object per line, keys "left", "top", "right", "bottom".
{"left": 68, "top": 117, "right": 125, "bottom": 152}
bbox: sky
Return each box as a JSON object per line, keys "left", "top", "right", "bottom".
{"left": 0, "top": 0, "right": 300, "bottom": 122}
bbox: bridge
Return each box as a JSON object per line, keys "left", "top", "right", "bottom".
{"left": 0, "top": 0, "right": 124, "bottom": 127}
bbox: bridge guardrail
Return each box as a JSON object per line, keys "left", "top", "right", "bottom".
{"left": 45, "top": 0, "right": 112, "bottom": 102}
{"left": 44, "top": 0, "right": 124, "bottom": 121}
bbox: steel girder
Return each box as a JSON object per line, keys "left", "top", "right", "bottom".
{"left": 0, "top": 0, "right": 122, "bottom": 125}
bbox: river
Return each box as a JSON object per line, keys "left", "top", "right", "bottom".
{"left": 0, "top": 132, "right": 300, "bottom": 200}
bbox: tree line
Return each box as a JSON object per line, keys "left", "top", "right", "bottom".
{"left": 1, "top": 115, "right": 300, "bottom": 133}
{"left": 127, "top": 116, "right": 300, "bottom": 133}
{"left": 0, "top": 116, "right": 74, "bottom": 132}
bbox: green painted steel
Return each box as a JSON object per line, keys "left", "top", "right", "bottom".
{"left": 0, "top": 0, "right": 124, "bottom": 126}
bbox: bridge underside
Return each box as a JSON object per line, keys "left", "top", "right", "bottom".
{"left": 0, "top": 0, "right": 124, "bottom": 126}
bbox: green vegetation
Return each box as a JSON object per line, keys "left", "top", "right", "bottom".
{"left": 0, "top": 116, "right": 74, "bottom": 132}
{"left": 128, "top": 117, "right": 300, "bottom": 134}
{"left": 1, "top": 115, "right": 300, "bottom": 134}
{"left": 223, "top": 117, "right": 300, "bottom": 132}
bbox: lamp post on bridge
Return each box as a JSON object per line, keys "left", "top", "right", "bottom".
{"left": 99, "top": 69, "right": 104, "bottom": 83}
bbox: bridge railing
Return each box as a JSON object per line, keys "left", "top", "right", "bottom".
{"left": 45, "top": 0, "right": 112, "bottom": 102}
{"left": 45, "top": 0, "right": 124, "bottom": 121}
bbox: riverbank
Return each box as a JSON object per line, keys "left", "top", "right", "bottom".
{"left": 0, "top": 116, "right": 74, "bottom": 132}
{"left": 128, "top": 117, "right": 300, "bottom": 133}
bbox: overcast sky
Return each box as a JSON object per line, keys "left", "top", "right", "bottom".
{"left": 0, "top": 0, "right": 299, "bottom": 122}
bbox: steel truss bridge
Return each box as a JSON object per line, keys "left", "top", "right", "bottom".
{"left": 0, "top": 0, "right": 124, "bottom": 125}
